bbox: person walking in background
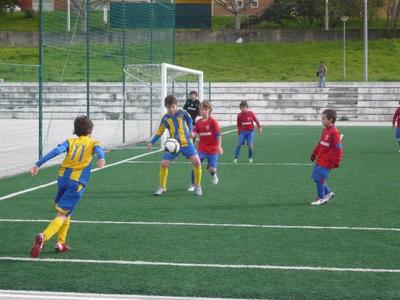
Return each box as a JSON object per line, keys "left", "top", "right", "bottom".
{"left": 317, "top": 61, "right": 327, "bottom": 88}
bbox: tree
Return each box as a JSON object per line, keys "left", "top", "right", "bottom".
{"left": 0, "top": 0, "right": 19, "bottom": 14}
{"left": 387, "top": 0, "right": 400, "bottom": 34}
{"left": 214, "top": 0, "right": 256, "bottom": 30}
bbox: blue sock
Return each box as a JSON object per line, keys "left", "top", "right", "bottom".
{"left": 323, "top": 184, "right": 331, "bottom": 197}
{"left": 248, "top": 147, "right": 253, "bottom": 159}
{"left": 234, "top": 146, "right": 241, "bottom": 159}
{"left": 315, "top": 180, "right": 325, "bottom": 199}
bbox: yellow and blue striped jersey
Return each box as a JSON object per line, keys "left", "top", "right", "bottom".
{"left": 58, "top": 136, "right": 102, "bottom": 184}
{"left": 151, "top": 109, "right": 193, "bottom": 147}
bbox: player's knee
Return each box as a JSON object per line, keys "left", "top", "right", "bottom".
{"left": 191, "top": 156, "right": 201, "bottom": 167}
{"left": 56, "top": 212, "right": 69, "bottom": 220}
{"left": 161, "top": 160, "right": 170, "bottom": 168}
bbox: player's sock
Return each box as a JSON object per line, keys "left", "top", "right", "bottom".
{"left": 160, "top": 166, "right": 168, "bottom": 189}
{"left": 248, "top": 147, "right": 253, "bottom": 159}
{"left": 190, "top": 170, "right": 195, "bottom": 184}
{"left": 193, "top": 166, "right": 202, "bottom": 186}
{"left": 323, "top": 184, "right": 331, "bottom": 198}
{"left": 43, "top": 216, "right": 65, "bottom": 241}
{"left": 234, "top": 146, "right": 241, "bottom": 159}
{"left": 57, "top": 216, "right": 71, "bottom": 244}
{"left": 314, "top": 180, "right": 325, "bottom": 199}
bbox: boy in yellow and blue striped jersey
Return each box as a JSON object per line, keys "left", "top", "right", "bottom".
{"left": 148, "top": 95, "right": 203, "bottom": 196}
{"left": 30, "top": 116, "right": 105, "bottom": 258}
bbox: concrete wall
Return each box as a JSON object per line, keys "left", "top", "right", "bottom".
{"left": 1, "top": 82, "right": 399, "bottom": 123}
{"left": 1, "top": 81, "right": 399, "bottom": 177}
{"left": 2, "top": 29, "right": 399, "bottom": 47}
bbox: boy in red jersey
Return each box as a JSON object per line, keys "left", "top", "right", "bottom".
{"left": 234, "top": 100, "right": 262, "bottom": 163}
{"left": 392, "top": 101, "right": 400, "bottom": 152}
{"left": 310, "top": 109, "right": 343, "bottom": 206}
{"left": 188, "top": 101, "right": 223, "bottom": 191}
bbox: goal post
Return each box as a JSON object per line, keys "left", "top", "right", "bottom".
{"left": 124, "top": 63, "right": 204, "bottom": 147}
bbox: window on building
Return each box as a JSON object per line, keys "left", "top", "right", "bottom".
{"left": 251, "top": 0, "right": 258, "bottom": 8}
{"left": 236, "top": 0, "right": 243, "bottom": 8}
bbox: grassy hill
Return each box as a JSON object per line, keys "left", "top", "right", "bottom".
{"left": 1, "top": 40, "right": 400, "bottom": 82}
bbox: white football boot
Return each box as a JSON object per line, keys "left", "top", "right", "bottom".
{"left": 194, "top": 185, "right": 203, "bottom": 196}
{"left": 311, "top": 198, "right": 325, "bottom": 206}
{"left": 211, "top": 174, "right": 219, "bottom": 185}
{"left": 154, "top": 187, "right": 167, "bottom": 196}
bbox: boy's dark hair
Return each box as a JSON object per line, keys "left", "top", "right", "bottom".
{"left": 239, "top": 100, "right": 248, "bottom": 108}
{"left": 73, "top": 115, "right": 93, "bottom": 136}
{"left": 200, "top": 100, "right": 213, "bottom": 112}
{"left": 189, "top": 90, "right": 197, "bottom": 96}
{"left": 322, "top": 109, "right": 337, "bottom": 123}
{"left": 164, "top": 95, "right": 177, "bottom": 107}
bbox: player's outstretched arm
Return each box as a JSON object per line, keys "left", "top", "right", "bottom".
{"left": 97, "top": 159, "right": 105, "bottom": 168}
{"left": 30, "top": 165, "right": 39, "bottom": 176}
{"left": 94, "top": 145, "right": 106, "bottom": 168}
{"left": 31, "top": 141, "right": 69, "bottom": 176}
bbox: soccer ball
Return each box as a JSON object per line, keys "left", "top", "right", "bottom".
{"left": 164, "top": 138, "right": 180, "bottom": 154}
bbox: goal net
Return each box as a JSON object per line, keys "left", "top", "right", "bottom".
{"left": 123, "top": 63, "right": 204, "bottom": 147}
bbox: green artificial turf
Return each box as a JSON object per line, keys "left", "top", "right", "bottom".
{"left": 0, "top": 125, "right": 399, "bottom": 299}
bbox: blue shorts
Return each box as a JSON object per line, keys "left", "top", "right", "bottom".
{"left": 198, "top": 151, "right": 219, "bottom": 168}
{"left": 396, "top": 128, "right": 400, "bottom": 140}
{"left": 238, "top": 130, "right": 255, "bottom": 146}
{"left": 311, "top": 165, "right": 330, "bottom": 183}
{"left": 163, "top": 143, "right": 198, "bottom": 160}
{"left": 54, "top": 177, "right": 86, "bottom": 217}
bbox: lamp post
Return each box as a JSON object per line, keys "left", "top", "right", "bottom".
{"left": 325, "top": 0, "right": 329, "bottom": 31}
{"left": 364, "top": 0, "right": 368, "bottom": 81}
{"left": 341, "top": 16, "right": 349, "bottom": 80}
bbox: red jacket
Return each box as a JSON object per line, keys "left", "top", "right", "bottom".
{"left": 237, "top": 110, "right": 261, "bottom": 133}
{"left": 392, "top": 107, "right": 400, "bottom": 128}
{"left": 193, "top": 117, "right": 220, "bottom": 155}
{"left": 312, "top": 125, "right": 343, "bottom": 169}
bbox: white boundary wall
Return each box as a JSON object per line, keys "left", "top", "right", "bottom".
{"left": 1, "top": 82, "right": 399, "bottom": 177}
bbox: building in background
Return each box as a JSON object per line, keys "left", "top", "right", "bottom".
{"left": 212, "top": 0, "right": 272, "bottom": 17}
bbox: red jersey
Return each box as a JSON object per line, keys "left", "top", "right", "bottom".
{"left": 237, "top": 110, "right": 261, "bottom": 132}
{"left": 312, "top": 125, "right": 343, "bottom": 169}
{"left": 392, "top": 107, "right": 400, "bottom": 128}
{"left": 193, "top": 117, "right": 220, "bottom": 155}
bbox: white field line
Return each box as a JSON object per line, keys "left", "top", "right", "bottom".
{"left": 0, "top": 149, "right": 162, "bottom": 202}
{"left": 0, "top": 289, "right": 244, "bottom": 300}
{"left": 124, "top": 161, "right": 312, "bottom": 166}
{"left": 0, "top": 257, "right": 399, "bottom": 273}
{"left": 0, "top": 219, "right": 399, "bottom": 233}
{"left": 0, "top": 129, "right": 236, "bottom": 202}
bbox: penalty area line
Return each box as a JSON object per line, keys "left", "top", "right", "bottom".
{"left": 0, "top": 149, "right": 163, "bottom": 202}
{"left": 0, "top": 219, "right": 399, "bottom": 232}
{"left": 0, "top": 290, "right": 259, "bottom": 300}
{"left": 124, "top": 161, "right": 312, "bottom": 166}
{"left": 0, "top": 257, "right": 399, "bottom": 274}
{"left": 0, "top": 129, "right": 236, "bottom": 202}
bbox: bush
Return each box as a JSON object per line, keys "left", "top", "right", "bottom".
{"left": 24, "top": 9, "right": 34, "bottom": 18}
